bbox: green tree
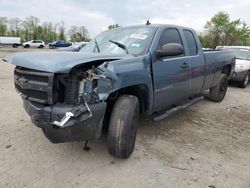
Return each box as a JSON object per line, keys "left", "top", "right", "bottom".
{"left": 200, "top": 11, "right": 250, "bottom": 48}
{"left": 2, "top": 16, "right": 92, "bottom": 43}
{"left": 42, "top": 22, "right": 57, "bottom": 43}
{"left": 108, "top": 24, "right": 120, "bottom": 30}
{"left": 0, "top": 17, "right": 8, "bottom": 36}
{"left": 36, "top": 25, "right": 44, "bottom": 40}
{"left": 238, "top": 23, "right": 250, "bottom": 46}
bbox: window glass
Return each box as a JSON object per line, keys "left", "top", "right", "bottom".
{"left": 80, "top": 27, "right": 156, "bottom": 56}
{"left": 159, "top": 28, "right": 183, "bottom": 48}
{"left": 184, "top": 30, "right": 197, "bottom": 56}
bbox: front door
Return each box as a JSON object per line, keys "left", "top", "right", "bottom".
{"left": 152, "top": 28, "right": 191, "bottom": 111}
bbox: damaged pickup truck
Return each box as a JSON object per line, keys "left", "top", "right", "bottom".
{"left": 4, "top": 24, "right": 235, "bottom": 158}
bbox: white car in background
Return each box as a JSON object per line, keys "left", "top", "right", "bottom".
{"left": 217, "top": 46, "right": 250, "bottom": 88}
{"left": 23, "top": 40, "right": 45, "bottom": 48}
{"left": 0, "top": 36, "right": 21, "bottom": 48}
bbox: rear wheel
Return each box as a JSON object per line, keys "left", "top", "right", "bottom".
{"left": 239, "top": 72, "right": 249, "bottom": 88}
{"left": 108, "top": 95, "right": 139, "bottom": 158}
{"left": 208, "top": 74, "right": 228, "bottom": 102}
{"left": 38, "top": 45, "right": 44, "bottom": 48}
{"left": 24, "top": 44, "right": 30, "bottom": 48}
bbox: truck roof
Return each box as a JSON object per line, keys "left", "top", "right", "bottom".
{"left": 108, "top": 24, "right": 195, "bottom": 32}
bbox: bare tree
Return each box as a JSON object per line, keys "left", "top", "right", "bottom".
{"left": 68, "top": 25, "right": 89, "bottom": 42}
{"left": 8, "top": 18, "right": 22, "bottom": 37}
{"left": 58, "top": 21, "right": 66, "bottom": 40}
{"left": 22, "top": 16, "right": 40, "bottom": 40}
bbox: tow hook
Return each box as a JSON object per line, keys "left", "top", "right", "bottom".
{"left": 53, "top": 100, "right": 93, "bottom": 128}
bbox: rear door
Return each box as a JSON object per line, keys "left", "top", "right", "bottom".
{"left": 152, "top": 27, "right": 191, "bottom": 111}
{"left": 183, "top": 30, "right": 206, "bottom": 95}
{"left": 32, "top": 40, "right": 40, "bottom": 47}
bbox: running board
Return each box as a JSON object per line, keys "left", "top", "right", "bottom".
{"left": 153, "top": 96, "right": 204, "bottom": 122}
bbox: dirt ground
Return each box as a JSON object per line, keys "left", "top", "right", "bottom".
{"left": 0, "top": 47, "right": 250, "bottom": 188}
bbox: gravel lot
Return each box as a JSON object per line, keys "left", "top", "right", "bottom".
{"left": 0, "top": 48, "right": 250, "bottom": 188}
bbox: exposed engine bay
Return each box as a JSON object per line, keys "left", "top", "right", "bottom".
{"left": 14, "top": 62, "right": 115, "bottom": 128}
{"left": 52, "top": 65, "right": 114, "bottom": 127}
{"left": 56, "top": 67, "right": 108, "bottom": 104}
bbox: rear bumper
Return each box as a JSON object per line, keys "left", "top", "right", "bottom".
{"left": 230, "top": 70, "right": 248, "bottom": 82}
{"left": 23, "top": 100, "right": 107, "bottom": 143}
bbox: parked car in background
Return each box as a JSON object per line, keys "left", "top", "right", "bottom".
{"left": 49, "top": 40, "right": 72, "bottom": 49}
{"left": 23, "top": 40, "right": 45, "bottom": 48}
{"left": 0, "top": 36, "right": 21, "bottom": 48}
{"left": 217, "top": 46, "right": 250, "bottom": 88}
{"left": 58, "top": 42, "right": 88, "bottom": 52}
{"left": 202, "top": 48, "right": 213, "bottom": 50}
{"left": 4, "top": 24, "right": 235, "bottom": 158}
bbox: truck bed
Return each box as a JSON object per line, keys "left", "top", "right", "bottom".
{"left": 202, "top": 50, "right": 235, "bottom": 90}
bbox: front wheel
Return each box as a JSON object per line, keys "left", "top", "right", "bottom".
{"left": 108, "top": 95, "right": 139, "bottom": 158}
{"left": 208, "top": 74, "right": 228, "bottom": 102}
{"left": 239, "top": 72, "right": 249, "bottom": 88}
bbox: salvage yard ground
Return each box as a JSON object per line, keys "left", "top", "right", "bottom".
{"left": 0, "top": 48, "right": 250, "bottom": 188}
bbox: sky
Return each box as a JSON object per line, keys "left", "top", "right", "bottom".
{"left": 0, "top": 0, "right": 250, "bottom": 37}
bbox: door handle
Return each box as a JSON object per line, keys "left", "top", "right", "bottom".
{"left": 181, "top": 62, "right": 189, "bottom": 69}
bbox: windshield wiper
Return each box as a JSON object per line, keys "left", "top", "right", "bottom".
{"left": 109, "top": 39, "right": 129, "bottom": 54}
{"left": 94, "top": 38, "right": 100, "bottom": 53}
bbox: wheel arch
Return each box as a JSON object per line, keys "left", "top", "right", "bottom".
{"left": 106, "top": 84, "right": 151, "bottom": 114}
{"left": 222, "top": 64, "right": 232, "bottom": 79}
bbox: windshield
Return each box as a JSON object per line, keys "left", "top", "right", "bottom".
{"left": 80, "top": 26, "right": 156, "bottom": 56}
{"left": 224, "top": 48, "right": 250, "bottom": 60}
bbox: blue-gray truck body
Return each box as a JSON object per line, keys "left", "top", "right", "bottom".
{"left": 4, "top": 24, "right": 235, "bottom": 143}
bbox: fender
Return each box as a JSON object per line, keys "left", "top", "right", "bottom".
{"left": 95, "top": 54, "right": 154, "bottom": 113}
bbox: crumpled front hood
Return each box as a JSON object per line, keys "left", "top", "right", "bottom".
{"left": 3, "top": 51, "right": 128, "bottom": 73}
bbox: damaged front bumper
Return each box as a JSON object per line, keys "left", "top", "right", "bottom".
{"left": 23, "top": 99, "right": 107, "bottom": 143}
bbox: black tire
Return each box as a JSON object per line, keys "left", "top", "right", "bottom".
{"left": 108, "top": 95, "right": 139, "bottom": 158}
{"left": 12, "top": 44, "right": 18, "bottom": 48}
{"left": 38, "top": 45, "right": 44, "bottom": 48}
{"left": 24, "top": 45, "right": 30, "bottom": 48}
{"left": 208, "top": 74, "right": 228, "bottom": 102}
{"left": 239, "top": 72, "right": 249, "bottom": 88}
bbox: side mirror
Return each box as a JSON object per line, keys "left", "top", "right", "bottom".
{"left": 156, "top": 43, "right": 184, "bottom": 58}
